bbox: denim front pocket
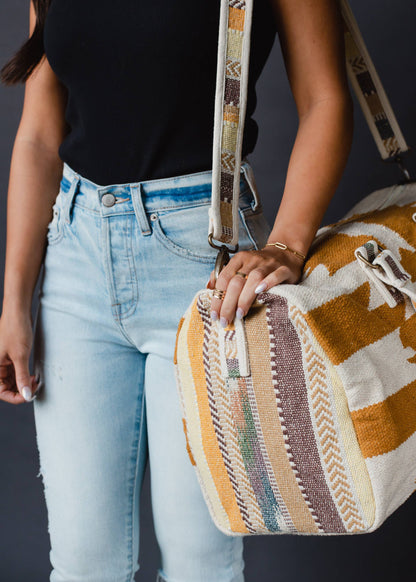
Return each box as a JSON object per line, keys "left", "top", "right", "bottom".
{"left": 150, "top": 189, "right": 260, "bottom": 263}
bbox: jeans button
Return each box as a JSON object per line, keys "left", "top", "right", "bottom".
{"left": 102, "top": 193, "right": 116, "bottom": 207}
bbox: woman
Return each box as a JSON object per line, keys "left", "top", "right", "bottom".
{"left": 0, "top": 0, "right": 353, "bottom": 580}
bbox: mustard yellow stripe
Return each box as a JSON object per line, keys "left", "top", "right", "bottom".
{"left": 173, "top": 316, "right": 184, "bottom": 366}
{"left": 223, "top": 104, "right": 239, "bottom": 124}
{"left": 244, "top": 303, "right": 320, "bottom": 532}
{"left": 186, "top": 298, "right": 249, "bottom": 533}
{"left": 304, "top": 281, "right": 407, "bottom": 366}
{"left": 229, "top": 6, "right": 245, "bottom": 31}
{"left": 351, "top": 379, "right": 416, "bottom": 458}
{"left": 176, "top": 303, "right": 232, "bottom": 530}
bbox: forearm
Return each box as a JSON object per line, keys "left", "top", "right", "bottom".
{"left": 2, "top": 136, "right": 63, "bottom": 315}
{"left": 266, "top": 95, "right": 354, "bottom": 257}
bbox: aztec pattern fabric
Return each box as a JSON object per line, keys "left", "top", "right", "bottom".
{"left": 174, "top": 181, "right": 416, "bottom": 535}
{"left": 209, "top": 0, "right": 253, "bottom": 246}
{"left": 339, "top": 0, "right": 408, "bottom": 161}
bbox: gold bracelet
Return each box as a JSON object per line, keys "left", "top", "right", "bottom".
{"left": 264, "top": 241, "right": 307, "bottom": 261}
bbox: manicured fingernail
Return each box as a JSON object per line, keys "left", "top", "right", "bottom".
{"left": 254, "top": 282, "right": 267, "bottom": 294}
{"left": 21, "top": 386, "right": 33, "bottom": 402}
{"left": 211, "top": 310, "right": 218, "bottom": 321}
{"left": 236, "top": 307, "right": 245, "bottom": 319}
{"left": 220, "top": 317, "right": 228, "bottom": 328}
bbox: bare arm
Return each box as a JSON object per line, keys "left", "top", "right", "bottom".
{"left": 265, "top": 0, "right": 354, "bottom": 255}
{"left": 2, "top": 0, "right": 68, "bottom": 316}
{"left": 209, "top": 0, "right": 354, "bottom": 325}
{"left": 0, "top": 1, "right": 68, "bottom": 403}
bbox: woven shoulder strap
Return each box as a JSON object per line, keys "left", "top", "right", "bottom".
{"left": 208, "top": 0, "right": 411, "bottom": 248}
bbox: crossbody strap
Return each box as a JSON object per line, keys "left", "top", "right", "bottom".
{"left": 209, "top": 0, "right": 254, "bottom": 250}
{"left": 340, "top": 0, "right": 409, "bottom": 162}
{"left": 208, "top": 0, "right": 412, "bottom": 249}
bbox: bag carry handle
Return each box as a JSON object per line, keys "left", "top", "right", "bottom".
{"left": 208, "top": 0, "right": 412, "bottom": 250}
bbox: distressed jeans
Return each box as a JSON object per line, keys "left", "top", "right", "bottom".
{"left": 32, "top": 159, "right": 272, "bottom": 582}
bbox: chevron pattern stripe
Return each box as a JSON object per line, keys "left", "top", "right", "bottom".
{"left": 290, "top": 304, "right": 367, "bottom": 532}
{"left": 174, "top": 177, "right": 416, "bottom": 535}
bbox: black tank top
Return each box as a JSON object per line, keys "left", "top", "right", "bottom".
{"left": 44, "top": 0, "right": 277, "bottom": 185}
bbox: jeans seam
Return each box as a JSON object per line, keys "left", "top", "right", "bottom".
{"left": 73, "top": 202, "right": 101, "bottom": 215}
{"left": 126, "top": 373, "right": 147, "bottom": 582}
{"left": 151, "top": 219, "right": 220, "bottom": 264}
{"left": 102, "top": 218, "right": 138, "bottom": 345}
{"left": 152, "top": 186, "right": 251, "bottom": 216}
{"left": 67, "top": 189, "right": 252, "bottom": 216}
{"left": 117, "top": 216, "right": 139, "bottom": 320}
{"left": 104, "top": 216, "right": 137, "bottom": 322}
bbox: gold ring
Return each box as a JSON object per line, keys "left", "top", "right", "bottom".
{"left": 212, "top": 288, "right": 226, "bottom": 300}
{"left": 234, "top": 271, "right": 248, "bottom": 279}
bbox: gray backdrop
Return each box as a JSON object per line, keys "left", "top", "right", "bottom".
{"left": 1, "top": 1, "right": 415, "bottom": 580}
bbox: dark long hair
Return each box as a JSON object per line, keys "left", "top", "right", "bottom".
{"left": 1, "top": 0, "right": 52, "bottom": 86}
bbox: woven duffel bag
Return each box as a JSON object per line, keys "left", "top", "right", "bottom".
{"left": 173, "top": 0, "right": 416, "bottom": 536}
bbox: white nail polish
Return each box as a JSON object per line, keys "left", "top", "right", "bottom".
{"left": 211, "top": 310, "right": 218, "bottom": 321}
{"left": 254, "top": 282, "right": 267, "bottom": 294}
{"left": 236, "top": 307, "right": 244, "bottom": 319}
{"left": 21, "top": 386, "right": 33, "bottom": 402}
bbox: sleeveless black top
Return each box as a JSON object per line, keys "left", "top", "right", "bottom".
{"left": 44, "top": 0, "right": 277, "bottom": 185}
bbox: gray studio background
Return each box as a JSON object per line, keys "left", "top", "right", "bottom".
{"left": 1, "top": 1, "right": 415, "bottom": 581}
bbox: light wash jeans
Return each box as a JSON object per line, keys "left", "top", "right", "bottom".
{"left": 32, "top": 159, "right": 272, "bottom": 582}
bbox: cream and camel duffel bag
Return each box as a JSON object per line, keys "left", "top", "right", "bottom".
{"left": 173, "top": 0, "right": 416, "bottom": 536}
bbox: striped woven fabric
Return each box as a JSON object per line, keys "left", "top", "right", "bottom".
{"left": 173, "top": 182, "right": 416, "bottom": 535}
{"left": 209, "top": 0, "right": 254, "bottom": 246}
{"left": 339, "top": 0, "right": 408, "bottom": 161}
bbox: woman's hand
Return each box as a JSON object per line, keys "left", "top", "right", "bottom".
{"left": 0, "top": 310, "right": 40, "bottom": 405}
{"left": 207, "top": 245, "right": 305, "bottom": 327}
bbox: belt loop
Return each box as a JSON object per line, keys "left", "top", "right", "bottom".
{"left": 240, "top": 159, "right": 261, "bottom": 211}
{"left": 63, "top": 175, "right": 80, "bottom": 225}
{"left": 130, "top": 183, "right": 152, "bottom": 235}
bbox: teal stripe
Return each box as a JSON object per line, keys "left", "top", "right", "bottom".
{"left": 230, "top": 377, "right": 282, "bottom": 532}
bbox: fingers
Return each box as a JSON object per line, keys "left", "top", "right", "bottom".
{"left": 0, "top": 362, "right": 23, "bottom": 405}
{"left": 0, "top": 355, "right": 38, "bottom": 404}
{"left": 0, "top": 379, "right": 30, "bottom": 405}
{"left": 206, "top": 271, "right": 216, "bottom": 290}
{"left": 212, "top": 272, "right": 247, "bottom": 327}
{"left": 208, "top": 249, "right": 303, "bottom": 326}
{"left": 220, "top": 266, "right": 291, "bottom": 326}
{"left": 209, "top": 252, "right": 246, "bottom": 324}
{"left": 0, "top": 313, "right": 41, "bottom": 405}
{"left": 12, "top": 353, "right": 36, "bottom": 401}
